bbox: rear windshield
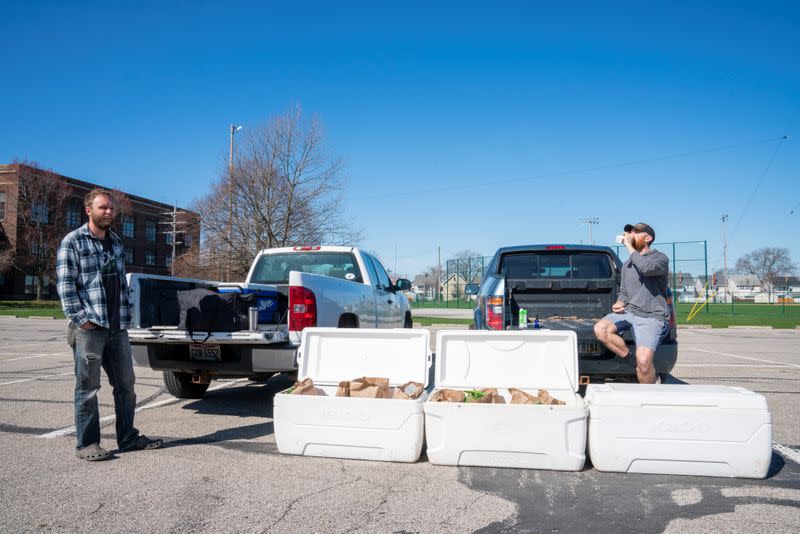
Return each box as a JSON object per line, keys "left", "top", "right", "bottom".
{"left": 249, "top": 252, "right": 363, "bottom": 284}
{"left": 499, "top": 252, "right": 613, "bottom": 279}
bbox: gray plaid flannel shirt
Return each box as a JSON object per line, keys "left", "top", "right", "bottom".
{"left": 56, "top": 223, "right": 132, "bottom": 329}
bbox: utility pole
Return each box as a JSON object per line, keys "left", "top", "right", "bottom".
{"left": 158, "top": 202, "right": 189, "bottom": 277}
{"left": 721, "top": 213, "right": 729, "bottom": 290}
{"left": 437, "top": 246, "right": 441, "bottom": 302}
{"left": 579, "top": 217, "right": 599, "bottom": 245}
{"left": 226, "top": 124, "right": 242, "bottom": 281}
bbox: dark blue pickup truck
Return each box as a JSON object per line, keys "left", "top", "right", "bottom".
{"left": 465, "top": 244, "right": 677, "bottom": 379}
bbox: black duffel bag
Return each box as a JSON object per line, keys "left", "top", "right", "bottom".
{"left": 177, "top": 288, "right": 239, "bottom": 336}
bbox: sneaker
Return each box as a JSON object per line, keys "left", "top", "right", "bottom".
{"left": 75, "top": 443, "right": 112, "bottom": 461}
{"left": 121, "top": 435, "right": 163, "bottom": 452}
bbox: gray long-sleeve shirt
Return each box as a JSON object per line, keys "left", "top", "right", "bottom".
{"left": 619, "top": 249, "right": 670, "bottom": 320}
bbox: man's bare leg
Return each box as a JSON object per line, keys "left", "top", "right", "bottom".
{"left": 635, "top": 346, "right": 656, "bottom": 384}
{"left": 593, "top": 319, "right": 630, "bottom": 358}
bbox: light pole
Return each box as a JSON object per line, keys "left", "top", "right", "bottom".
{"left": 580, "top": 217, "right": 599, "bottom": 245}
{"left": 721, "top": 213, "right": 728, "bottom": 288}
{"left": 227, "top": 124, "right": 242, "bottom": 281}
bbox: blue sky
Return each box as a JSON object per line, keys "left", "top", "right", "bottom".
{"left": 2, "top": 1, "right": 798, "bottom": 277}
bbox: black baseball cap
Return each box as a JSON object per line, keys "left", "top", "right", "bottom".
{"left": 623, "top": 222, "right": 655, "bottom": 241}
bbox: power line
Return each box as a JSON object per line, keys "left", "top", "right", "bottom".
{"left": 729, "top": 135, "right": 788, "bottom": 240}
{"left": 357, "top": 135, "right": 787, "bottom": 201}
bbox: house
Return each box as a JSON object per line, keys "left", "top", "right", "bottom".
{"left": 726, "top": 274, "right": 762, "bottom": 302}
{"left": 673, "top": 272, "right": 697, "bottom": 302}
{"left": 762, "top": 276, "right": 800, "bottom": 303}
{"left": 412, "top": 272, "right": 439, "bottom": 301}
{"left": 440, "top": 273, "right": 468, "bottom": 301}
{"left": 0, "top": 163, "right": 200, "bottom": 299}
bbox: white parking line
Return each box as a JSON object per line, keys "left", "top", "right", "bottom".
{"left": 38, "top": 378, "right": 250, "bottom": 439}
{"left": 687, "top": 347, "right": 800, "bottom": 369}
{"left": 0, "top": 353, "right": 71, "bottom": 363}
{"left": 774, "top": 444, "right": 800, "bottom": 465}
{"left": 0, "top": 372, "right": 74, "bottom": 386}
{"left": 675, "top": 364, "right": 788, "bottom": 368}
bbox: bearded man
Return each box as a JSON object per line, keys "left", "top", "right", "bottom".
{"left": 56, "top": 188, "right": 162, "bottom": 461}
{"left": 593, "top": 222, "right": 670, "bottom": 384}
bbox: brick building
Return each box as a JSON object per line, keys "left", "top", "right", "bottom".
{"left": 0, "top": 163, "right": 200, "bottom": 299}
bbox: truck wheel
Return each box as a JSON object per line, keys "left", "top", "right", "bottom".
{"left": 404, "top": 314, "right": 413, "bottom": 328}
{"left": 163, "top": 371, "right": 210, "bottom": 399}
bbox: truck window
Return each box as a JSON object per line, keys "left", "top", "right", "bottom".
{"left": 370, "top": 256, "right": 393, "bottom": 291}
{"left": 250, "top": 252, "right": 363, "bottom": 284}
{"left": 500, "top": 253, "right": 612, "bottom": 279}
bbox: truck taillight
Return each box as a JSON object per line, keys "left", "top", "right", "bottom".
{"left": 293, "top": 246, "right": 321, "bottom": 251}
{"left": 486, "top": 296, "right": 504, "bottom": 330}
{"left": 289, "top": 286, "right": 317, "bottom": 331}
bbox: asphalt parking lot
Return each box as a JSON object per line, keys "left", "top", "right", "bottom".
{"left": 1, "top": 317, "right": 799, "bottom": 533}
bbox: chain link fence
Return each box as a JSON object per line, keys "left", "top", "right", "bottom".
{"left": 409, "top": 241, "right": 800, "bottom": 320}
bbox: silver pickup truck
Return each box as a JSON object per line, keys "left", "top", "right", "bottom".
{"left": 465, "top": 244, "right": 677, "bottom": 380}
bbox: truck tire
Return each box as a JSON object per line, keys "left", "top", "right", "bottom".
{"left": 163, "top": 371, "right": 210, "bottom": 399}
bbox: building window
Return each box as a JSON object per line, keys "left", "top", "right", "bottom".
{"left": 0, "top": 191, "right": 6, "bottom": 219}
{"left": 30, "top": 241, "right": 44, "bottom": 256}
{"left": 145, "top": 250, "right": 156, "bottom": 266}
{"left": 25, "top": 275, "right": 49, "bottom": 296}
{"left": 145, "top": 221, "right": 156, "bottom": 242}
{"left": 123, "top": 217, "right": 135, "bottom": 238}
{"left": 165, "top": 231, "right": 173, "bottom": 244}
{"left": 165, "top": 255, "right": 173, "bottom": 270}
{"left": 125, "top": 248, "right": 134, "bottom": 265}
{"left": 31, "top": 201, "right": 49, "bottom": 224}
{"left": 66, "top": 203, "right": 81, "bottom": 229}
{"left": 183, "top": 233, "right": 192, "bottom": 247}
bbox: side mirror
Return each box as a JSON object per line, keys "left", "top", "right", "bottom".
{"left": 464, "top": 283, "right": 479, "bottom": 296}
{"left": 394, "top": 278, "right": 412, "bottom": 292}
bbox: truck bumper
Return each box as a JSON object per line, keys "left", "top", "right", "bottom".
{"left": 130, "top": 342, "right": 299, "bottom": 377}
{"left": 579, "top": 341, "right": 678, "bottom": 376}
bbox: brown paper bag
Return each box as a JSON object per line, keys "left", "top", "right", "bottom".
{"left": 464, "top": 388, "right": 506, "bottom": 404}
{"left": 509, "top": 388, "right": 543, "bottom": 405}
{"left": 429, "top": 389, "right": 466, "bottom": 403}
{"left": 335, "top": 381, "right": 350, "bottom": 397}
{"left": 393, "top": 381, "right": 425, "bottom": 400}
{"left": 537, "top": 388, "right": 566, "bottom": 406}
{"left": 287, "top": 378, "right": 318, "bottom": 396}
{"left": 349, "top": 377, "right": 390, "bottom": 399}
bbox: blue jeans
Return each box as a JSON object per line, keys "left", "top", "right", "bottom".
{"left": 72, "top": 327, "right": 139, "bottom": 450}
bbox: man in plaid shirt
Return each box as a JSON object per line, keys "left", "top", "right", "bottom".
{"left": 57, "top": 188, "right": 162, "bottom": 461}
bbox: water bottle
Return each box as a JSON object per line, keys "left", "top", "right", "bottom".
{"left": 248, "top": 307, "right": 259, "bottom": 331}
{"left": 533, "top": 315, "right": 540, "bottom": 329}
{"left": 518, "top": 308, "right": 527, "bottom": 328}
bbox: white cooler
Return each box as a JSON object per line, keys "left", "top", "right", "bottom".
{"left": 274, "top": 327, "right": 431, "bottom": 463}
{"left": 586, "top": 383, "right": 772, "bottom": 478}
{"left": 424, "top": 330, "right": 588, "bottom": 470}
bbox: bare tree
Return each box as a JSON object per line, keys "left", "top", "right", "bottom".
{"left": 195, "top": 108, "right": 362, "bottom": 280}
{"left": 734, "top": 247, "right": 795, "bottom": 294}
{"left": 447, "top": 249, "right": 486, "bottom": 284}
{"left": 8, "top": 162, "right": 72, "bottom": 299}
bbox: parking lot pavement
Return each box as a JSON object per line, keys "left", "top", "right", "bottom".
{"left": 1, "top": 318, "right": 798, "bottom": 533}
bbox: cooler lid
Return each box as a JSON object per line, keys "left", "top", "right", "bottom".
{"left": 434, "top": 330, "right": 579, "bottom": 392}
{"left": 298, "top": 327, "right": 431, "bottom": 387}
{"left": 585, "top": 383, "right": 769, "bottom": 411}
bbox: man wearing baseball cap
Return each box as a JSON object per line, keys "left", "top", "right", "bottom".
{"left": 594, "top": 222, "right": 670, "bottom": 384}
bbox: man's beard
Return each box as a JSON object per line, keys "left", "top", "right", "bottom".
{"left": 632, "top": 235, "right": 647, "bottom": 252}
{"left": 91, "top": 214, "right": 113, "bottom": 230}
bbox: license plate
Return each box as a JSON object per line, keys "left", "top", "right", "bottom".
{"left": 189, "top": 344, "right": 222, "bottom": 361}
{"left": 579, "top": 340, "right": 602, "bottom": 355}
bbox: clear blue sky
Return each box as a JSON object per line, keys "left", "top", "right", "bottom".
{"left": 2, "top": 1, "right": 798, "bottom": 278}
